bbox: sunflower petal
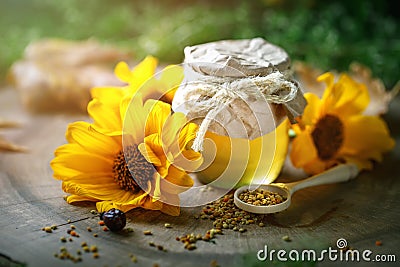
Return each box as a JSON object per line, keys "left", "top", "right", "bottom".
{"left": 160, "top": 193, "right": 180, "bottom": 216}
{"left": 122, "top": 95, "right": 146, "bottom": 144}
{"left": 96, "top": 191, "right": 154, "bottom": 213}
{"left": 129, "top": 56, "right": 158, "bottom": 90}
{"left": 302, "top": 158, "right": 335, "bottom": 175}
{"left": 114, "top": 61, "right": 132, "bottom": 83}
{"left": 177, "top": 120, "right": 198, "bottom": 148}
{"left": 66, "top": 194, "right": 98, "bottom": 203}
{"left": 318, "top": 72, "right": 335, "bottom": 89}
{"left": 96, "top": 200, "right": 116, "bottom": 213}
{"left": 158, "top": 65, "right": 184, "bottom": 103}
{"left": 96, "top": 193, "right": 157, "bottom": 213}
{"left": 66, "top": 121, "right": 121, "bottom": 156}
{"left": 152, "top": 172, "right": 162, "bottom": 201}
{"left": 52, "top": 147, "right": 113, "bottom": 179}
{"left": 331, "top": 75, "right": 370, "bottom": 116}
{"left": 141, "top": 197, "right": 163, "bottom": 211}
{"left": 144, "top": 100, "right": 171, "bottom": 136}
{"left": 143, "top": 134, "right": 165, "bottom": 160}
{"left": 59, "top": 171, "right": 114, "bottom": 184}
{"left": 172, "top": 149, "right": 203, "bottom": 172}
{"left": 90, "top": 86, "right": 125, "bottom": 104}
{"left": 290, "top": 131, "right": 318, "bottom": 168}
{"left": 160, "top": 204, "right": 180, "bottom": 216}
{"left": 341, "top": 115, "right": 395, "bottom": 163}
{"left": 159, "top": 65, "right": 184, "bottom": 89}
{"left": 161, "top": 112, "right": 187, "bottom": 148}
{"left": 62, "top": 181, "right": 128, "bottom": 202}
{"left": 302, "top": 93, "right": 322, "bottom": 126}
{"left": 161, "top": 165, "right": 194, "bottom": 194}
{"left": 138, "top": 142, "right": 162, "bottom": 166}
{"left": 88, "top": 98, "right": 122, "bottom": 135}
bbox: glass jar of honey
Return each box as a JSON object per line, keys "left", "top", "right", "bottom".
{"left": 172, "top": 38, "right": 306, "bottom": 189}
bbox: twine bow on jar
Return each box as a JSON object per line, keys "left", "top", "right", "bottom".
{"left": 171, "top": 38, "right": 307, "bottom": 152}
{"left": 186, "top": 71, "right": 301, "bottom": 152}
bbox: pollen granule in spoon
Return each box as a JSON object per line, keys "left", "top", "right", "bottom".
{"left": 238, "top": 189, "right": 286, "bottom": 206}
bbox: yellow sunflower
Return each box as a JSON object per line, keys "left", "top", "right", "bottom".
{"left": 51, "top": 58, "right": 201, "bottom": 216}
{"left": 290, "top": 72, "right": 395, "bottom": 174}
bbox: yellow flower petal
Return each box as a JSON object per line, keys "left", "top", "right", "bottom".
{"left": 159, "top": 65, "right": 184, "bottom": 89}
{"left": 302, "top": 158, "right": 336, "bottom": 175}
{"left": 331, "top": 75, "right": 370, "bottom": 116}
{"left": 341, "top": 115, "right": 395, "bottom": 163}
{"left": 161, "top": 165, "right": 194, "bottom": 194}
{"left": 88, "top": 98, "right": 122, "bottom": 135}
{"left": 178, "top": 121, "right": 199, "bottom": 150}
{"left": 126, "top": 56, "right": 158, "bottom": 91}
{"left": 89, "top": 87, "right": 125, "bottom": 135}
{"left": 142, "top": 134, "right": 164, "bottom": 160}
{"left": 60, "top": 172, "right": 114, "bottom": 184}
{"left": 96, "top": 194, "right": 157, "bottom": 213}
{"left": 302, "top": 93, "right": 323, "bottom": 126}
{"left": 114, "top": 61, "right": 133, "bottom": 83}
{"left": 144, "top": 99, "right": 171, "bottom": 136}
{"left": 158, "top": 65, "right": 184, "bottom": 103}
{"left": 138, "top": 142, "right": 162, "bottom": 166}
{"left": 317, "top": 72, "right": 335, "bottom": 88}
{"left": 141, "top": 196, "right": 163, "bottom": 210}
{"left": 66, "top": 194, "right": 98, "bottom": 203}
{"left": 143, "top": 134, "right": 169, "bottom": 177}
{"left": 66, "top": 121, "right": 121, "bottom": 156}
{"left": 290, "top": 131, "right": 318, "bottom": 168}
{"left": 62, "top": 180, "right": 127, "bottom": 200}
{"left": 65, "top": 181, "right": 153, "bottom": 208}
{"left": 90, "top": 86, "right": 125, "bottom": 105}
{"left": 96, "top": 200, "right": 115, "bottom": 212}
{"left": 95, "top": 191, "right": 153, "bottom": 212}
{"left": 163, "top": 121, "right": 200, "bottom": 171}
{"left": 319, "top": 73, "right": 369, "bottom": 117}
{"left": 151, "top": 172, "right": 162, "bottom": 201}
{"left": 122, "top": 95, "right": 146, "bottom": 144}
{"left": 161, "top": 112, "right": 188, "bottom": 148}
{"left": 173, "top": 149, "right": 203, "bottom": 172}
{"left": 159, "top": 201, "right": 180, "bottom": 216}
{"left": 52, "top": 146, "right": 113, "bottom": 179}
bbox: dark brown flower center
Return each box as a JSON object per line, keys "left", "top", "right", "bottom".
{"left": 311, "top": 114, "right": 344, "bottom": 160}
{"left": 113, "top": 145, "right": 155, "bottom": 192}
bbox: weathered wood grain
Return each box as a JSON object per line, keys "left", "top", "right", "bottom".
{"left": 0, "top": 87, "right": 399, "bottom": 267}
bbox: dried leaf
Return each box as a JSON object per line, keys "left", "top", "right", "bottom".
{"left": 0, "top": 118, "right": 25, "bottom": 153}
{"left": 293, "top": 61, "right": 324, "bottom": 97}
{"left": 349, "top": 62, "right": 399, "bottom": 115}
{"left": 0, "top": 119, "right": 20, "bottom": 129}
{"left": 0, "top": 135, "right": 26, "bottom": 152}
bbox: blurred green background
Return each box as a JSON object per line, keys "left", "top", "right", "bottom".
{"left": 0, "top": 0, "right": 399, "bottom": 87}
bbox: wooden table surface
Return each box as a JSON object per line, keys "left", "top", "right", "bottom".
{"left": 0, "top": 87, "right": 399, "bottom": 267}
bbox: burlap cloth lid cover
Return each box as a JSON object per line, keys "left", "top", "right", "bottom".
{"left": 172, "top": 38, "right": 307, "bottom": 151}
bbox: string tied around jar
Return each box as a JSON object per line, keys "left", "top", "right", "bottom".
{"left": 189, "top": 71, "right": 300, "bottom": 152}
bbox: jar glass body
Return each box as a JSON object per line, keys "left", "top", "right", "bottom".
{"left": 196, "top": 120, "right": 289, "bottom": 188}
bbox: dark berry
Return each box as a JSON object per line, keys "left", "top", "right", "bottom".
{"left": 102, "top": 208, "right": 126, "bottom": 232}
